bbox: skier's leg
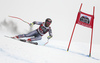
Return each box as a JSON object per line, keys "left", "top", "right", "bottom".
{"left": 27, "top": 35, "right": 42, "bottom": 42}
{"left": 25, "top": 30, "right": 38, "bottom": 37}
{"left": 26, "top": 36, "right": 41, "bottom": 45}
{"left": 14, "top": 30, "right": 37, "bottom": 38}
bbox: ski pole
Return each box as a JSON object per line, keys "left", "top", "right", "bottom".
{"left": 8, "top": 16, "right": 30, "bottom": 24}
{"left": 9, "top": 15, "right": 33, "bottom": 31}
{"left": 44, "top": 39, "right": 49, "bottom": 46}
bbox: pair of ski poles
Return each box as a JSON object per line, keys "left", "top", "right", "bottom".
{"left": 9, "top": 16, "right": 49, "bottom": 46}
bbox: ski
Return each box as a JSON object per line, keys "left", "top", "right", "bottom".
{"left": 4, "top": 35, "right": 38, "bottom": 45}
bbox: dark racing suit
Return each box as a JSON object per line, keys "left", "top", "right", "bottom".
{"left": 17, "top": 21, "right": 53, "bottom": 41}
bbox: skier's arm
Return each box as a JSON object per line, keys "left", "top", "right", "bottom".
{"left": 29, "top": 21, "right": 42, "bottom": 27}
{"left": 47, "top": 28, "right": 53, "bottom": 39}
{"left": 33, "top": 21, "right": 43, "bottom": 25}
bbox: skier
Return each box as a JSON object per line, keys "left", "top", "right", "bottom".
{"left": 12, "top": 18, "right": 53, "bottom": 42}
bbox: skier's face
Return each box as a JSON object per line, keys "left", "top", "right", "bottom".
{"left": 45, "top": 20, "right": 52, "bottom": 27}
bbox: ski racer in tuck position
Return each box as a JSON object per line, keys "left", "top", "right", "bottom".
{"left": 12, "top": 18, "right": 53, "bottom": 42}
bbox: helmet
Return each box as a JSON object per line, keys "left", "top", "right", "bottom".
{"left": 45, "top": 18, "right": 52, "bottom": 27}
{"left": 45, "top": 18, "right": 52, "bottom": 24}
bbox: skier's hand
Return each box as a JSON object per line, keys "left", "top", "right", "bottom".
{"left": 47, "top": 36, "right": 52, "bottom": 39}
{"left": 29, "top": 23, "right": 34, "bottom": 27}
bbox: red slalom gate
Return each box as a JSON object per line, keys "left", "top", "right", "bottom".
{"left": 67, "top": 3, "right": 95, "bottom": 57}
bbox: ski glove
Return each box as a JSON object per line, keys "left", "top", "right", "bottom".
{"left": 29, "top": 23, "right": 34, "bottom": 27}
{"left": 47, "top": 36, "right": 52, "bottom": 39}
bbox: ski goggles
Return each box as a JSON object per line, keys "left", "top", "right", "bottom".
{"left": 47, "top": 19, "right": 52, "bottom": 23}
{"left": 46, "top": 21, "right": 52, "bottom": 24}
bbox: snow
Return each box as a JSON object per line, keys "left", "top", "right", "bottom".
{"left": 0, "top": 31, "right": 100, "bottom": 63}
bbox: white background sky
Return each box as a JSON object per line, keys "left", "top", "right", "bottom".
{"left": 0, "top": 0, "right": 100, "bottom": 44}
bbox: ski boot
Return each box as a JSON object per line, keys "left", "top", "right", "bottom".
{"left": 26, "top": 39, "right": 38, "bottom": 45}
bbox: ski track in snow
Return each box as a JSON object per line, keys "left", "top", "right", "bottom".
{"left": 43, "top": 42, "right": 100, "bottom": 61}
{"left": 0, "top": 48, "right": 33, "bottom": 63}
{"left": 69, "top": 51, "right": 100, "bottom": 61}
{"left": 46, "top": 45, "right": 100, "bottom": 61}
{"left": 0, "top": 43, "right": 100, "bottom": 63}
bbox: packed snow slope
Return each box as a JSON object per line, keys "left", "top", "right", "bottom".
{"left": 0, "top": 31, "right": 100, "bottom": 63}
